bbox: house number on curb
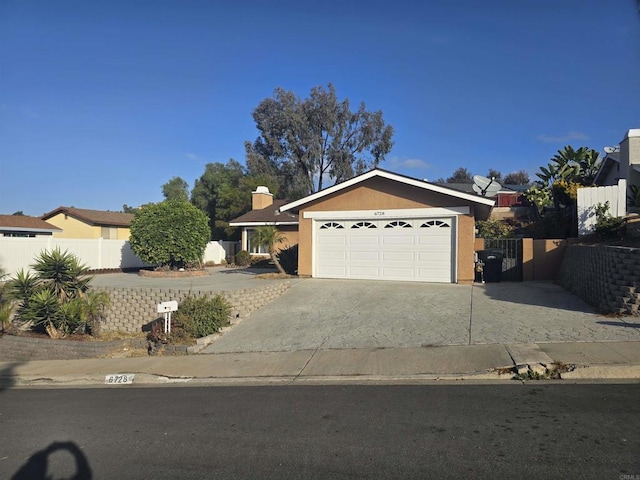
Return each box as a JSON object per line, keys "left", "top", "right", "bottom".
{"left": 104, "top": 374, "right": 135, "bottom": 385}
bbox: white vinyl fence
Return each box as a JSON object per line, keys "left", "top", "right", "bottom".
{"left": 0, "top": 238, "right": 238, "bottom": 277}
{"left": 577, "top": 179, "right": 627, "bottom": 236}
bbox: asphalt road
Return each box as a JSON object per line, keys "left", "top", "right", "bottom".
{"left": 1, "top": 384, "right": 640, "bottom": 479}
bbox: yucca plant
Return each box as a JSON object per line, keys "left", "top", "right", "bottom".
{"left": 79, "top": 291, "right": 111, "bottom": 336}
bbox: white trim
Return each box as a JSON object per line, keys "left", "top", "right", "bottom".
{"left": 280, "top": 169, "right": 495, "bottom": 212}
{"left": 303, "top": 207, "right": 469, "bottom": 220}
{"left": 229, "top": 221, "right": 298, "bottom": 227}
{"left": 624, "top": 129, "right": 640, "bottom": 139}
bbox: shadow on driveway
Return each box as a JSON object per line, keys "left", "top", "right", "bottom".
{"left": 473, "top": 281, "right": 597, "bottom": 314}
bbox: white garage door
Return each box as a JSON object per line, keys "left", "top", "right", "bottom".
{"left": 315, "top": 217, "right": 455, "bottom": 283}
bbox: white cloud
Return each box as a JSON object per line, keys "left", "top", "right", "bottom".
{"left": 536, "top": 131, "right": 589, "bottom": 143}
{"left": 387, "top": 157, "right": 431, "bottom": 170}
{"left": 185, "top": 152, "right": 199, "bottom": 160}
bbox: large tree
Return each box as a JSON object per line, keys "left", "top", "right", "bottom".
{"left": 162, "top": 176, "right": 190, "bottom": 203}
{"left": 503, "top": 170, "right": 530, "bottom": 185}
{"left": 245, "top": 83, "right": 394, "bottom": 197}
{"left": 191, "top": 160, "right": 279, "bottom": 240}
{"left": 446, "top": 167, "right": 474, "bottom": 184}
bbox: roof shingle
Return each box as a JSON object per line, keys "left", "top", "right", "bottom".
{"left": 42, "top": 207, "right": 134, "bottom": 227}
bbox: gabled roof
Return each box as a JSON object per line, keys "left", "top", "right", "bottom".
{"left": 42, "top": 207, "right": 134, "bottom": 227}
{"left": 593, "top": 152, "right": 620, "bottom": 186}
{"left": 0, "top": 215, "right": 61, "bottom": 233}
{"left": 280, "top": 168, "right": 496, "bottom": 212}
{"left": 229, "top": 199, "right": 299, "bottom": 226}
{"left": 437, "top": 183, "right": 532, "bottom": 194}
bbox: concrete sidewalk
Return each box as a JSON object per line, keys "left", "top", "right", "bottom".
{"left": 2, "top": 341, "right": 640, "bottom": 388}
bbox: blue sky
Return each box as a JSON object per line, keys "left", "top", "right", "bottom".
{"left": 1, "top": 0, "right": 639, "bottom": 216}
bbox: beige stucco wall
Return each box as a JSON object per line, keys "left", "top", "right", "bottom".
{"left": 46, "top": 213, "right": 130, "bottom": 240}
{"left": 296, "top": 177, "right": 480, "bottom": 283}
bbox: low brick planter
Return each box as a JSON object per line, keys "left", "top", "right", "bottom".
{"left": 138, "top": 269, "right": 210, "bottom": 278}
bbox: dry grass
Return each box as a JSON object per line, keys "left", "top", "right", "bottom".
{"left": 254, "top": 273, "right": 294, "bottom": 280}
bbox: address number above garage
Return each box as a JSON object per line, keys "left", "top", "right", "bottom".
{"left": 303, "top": 207, "right": 470, "bottom": 220}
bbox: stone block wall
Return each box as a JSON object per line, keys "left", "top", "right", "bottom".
{"left": 557, "top": 245, "right": 640, "bottom": 315}
{"left": 95, "top": 282, "right": 291, "bottom": 333}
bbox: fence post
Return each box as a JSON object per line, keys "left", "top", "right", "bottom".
{"left": 617, "top": 179, "right": 627, "bottom": 218}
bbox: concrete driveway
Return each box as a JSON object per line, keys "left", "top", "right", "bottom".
{"left": 203, "top": 279, "right": 640, "bottom": 354}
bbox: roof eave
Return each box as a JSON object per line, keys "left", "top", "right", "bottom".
{"left": 280, "top": 169, "right": 495, "bottom": 212}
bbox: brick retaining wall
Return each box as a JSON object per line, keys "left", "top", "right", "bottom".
{"left": 95, "top": 281, "right": 291, "bottom": 333}
{"left": 557, "top": 245, "right": 640, "bottom": 315}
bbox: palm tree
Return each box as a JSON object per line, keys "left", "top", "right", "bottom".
{"left": 250, "top": 226, "right": 287, "bottom": 274}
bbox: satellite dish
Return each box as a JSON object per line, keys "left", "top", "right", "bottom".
{"left": 604, "top": 146, "right": 619, "bottom": 154}
{"left": 472, "top": 175, "right": 501, "bottom": 197}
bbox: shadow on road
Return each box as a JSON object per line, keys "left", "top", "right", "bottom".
{"left": 11, "top": 441, "right": 92, "bottom": 480}
{"left": 216, "top": 267, "right": 278, "bottom": 276}
{"left": 0, "top": 361, "right": 21, "bottom": 393}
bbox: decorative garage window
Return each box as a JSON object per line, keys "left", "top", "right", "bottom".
{"left": 351, "top": 221, "right": 377, "bottom": 229}
{"left": 384, "top": 221, "right": 412, "bottom": 229}
{"left": 319, "top": 222, "right": 345, "bottom": 229}
{"left": 420, "top": 220, "right": 450, "bottom": 228}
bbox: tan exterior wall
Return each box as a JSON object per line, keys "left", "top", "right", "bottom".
{"left": 46, "top": 213, "right": 131, "bottom": 239}
{"left": 522, "top": 238, "right": 534, "bottom": 281}
{"left": 533, "top": 239, "right": 567, "bottom": 281}
{"left": 296, "top": 177, "right": 480, "bottom": 283}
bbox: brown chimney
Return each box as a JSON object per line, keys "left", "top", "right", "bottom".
{"left": 252, "top": 186, "right": 273, "bottom": 210}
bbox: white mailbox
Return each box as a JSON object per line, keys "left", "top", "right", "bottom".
{"left": 157, "top": 300, "right": 178, "bottom": 334}
{"left": 157, "top": 300, "right": 178, "bottom": 314}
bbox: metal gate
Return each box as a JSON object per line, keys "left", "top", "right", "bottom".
{"left": 483, "top": 238, "right": 523, "bottom": 281}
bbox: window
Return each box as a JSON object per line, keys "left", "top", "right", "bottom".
{"left": 420, "top": 220, "right": 450, "bottom": 228}
{"left": 384, "top": 221, "right": 412, "bottom": 229}
{"left": 3, "top": 232, "right": 36, "bottom": 238}
{"left": 351, "top": 221, "right": 377, "bottom": 229}
{"left": 319, "top": 222, "right": 345, "bottom": 229}
{"left": 247, "top": 229, "right": 269, "bottom": 254}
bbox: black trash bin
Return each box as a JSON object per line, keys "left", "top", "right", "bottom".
{"left": 476, "top": 249, "right": 504, "bottom": 282}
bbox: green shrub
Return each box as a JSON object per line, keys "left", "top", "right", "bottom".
{"left": 129, "top": 201, "right": 210, "bottom": 270}
{"left": 594, "top": 202, "right": 625, "bottom": 239}
{"left": 235, "top": 250, "right": 251, "bottom": 266}
{"left": 173, "top": 294, "right": 231, "bottom": 338}
{"left": 276, "top": 244, "right": 298, "bottom": 275}
{"left": 475, "top": 220, "right": 513, "bottom": 239}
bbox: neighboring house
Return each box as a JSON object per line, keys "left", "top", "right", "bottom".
{"left": 0, "top": 215, "right": 61, "bottom": 237}
{"left": 438, "top": 183, "right": 530, "bottom": 221}
{"left": 593, "top": 129, "right": 640, "bottom": 188}
{"left": 229, "top": 187, "right": 299, "bottom": 255}
{"left": 233, "top": 169, "right": 494, "bottom": 284}
{"left": 41, "top": 207, "right": 134, "bottom": 240}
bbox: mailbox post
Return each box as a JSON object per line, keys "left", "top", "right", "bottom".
{"left": 157, "top": 300, "right": 178, "bottom": 334}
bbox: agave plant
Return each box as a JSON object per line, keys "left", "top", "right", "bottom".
{"left": 31, "top": 247, "right": 92, "bottom": 301}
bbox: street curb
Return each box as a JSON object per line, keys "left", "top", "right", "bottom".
{"left": 560, "top": 364, "right": 640, "bottom": 380}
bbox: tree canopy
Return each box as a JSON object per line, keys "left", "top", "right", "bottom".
{"left": 503, "top": 170, "right": 530, "bottom": 185}
{"left": 445, "top": 167, "right": 474, "bottom": 184}
{"left": 245, "top": 83, "right": 394, "bottom": 198}
{"left": 191, "top": 160, "right": 279, "bottom": 240}
{"left": 162, "top": 176, "right": 190, "bottom": 202}
{"left": 129, "top": 201, "right": 210, "bottom": 269}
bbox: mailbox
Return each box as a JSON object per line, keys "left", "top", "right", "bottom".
{"left": 157, "top": 300, "right": 178, "bottom": 314}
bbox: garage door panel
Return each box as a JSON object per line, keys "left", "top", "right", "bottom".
{"left": 348, "top": 266, "right": 380, "bottom": 277}
{"left": 382, "top": 251, "right": 415, "bottom": 262}
{"left": 317, "top": 265, "right": 348, "bottom": 276}
{"left": 349, "top": 251, "right": 379, "bottom": 261}
{"left": 381, "top": 236, "right": 416, "bottom": 246}
{"left": 349, "top": 235, "right": 380, "bottom": 246}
